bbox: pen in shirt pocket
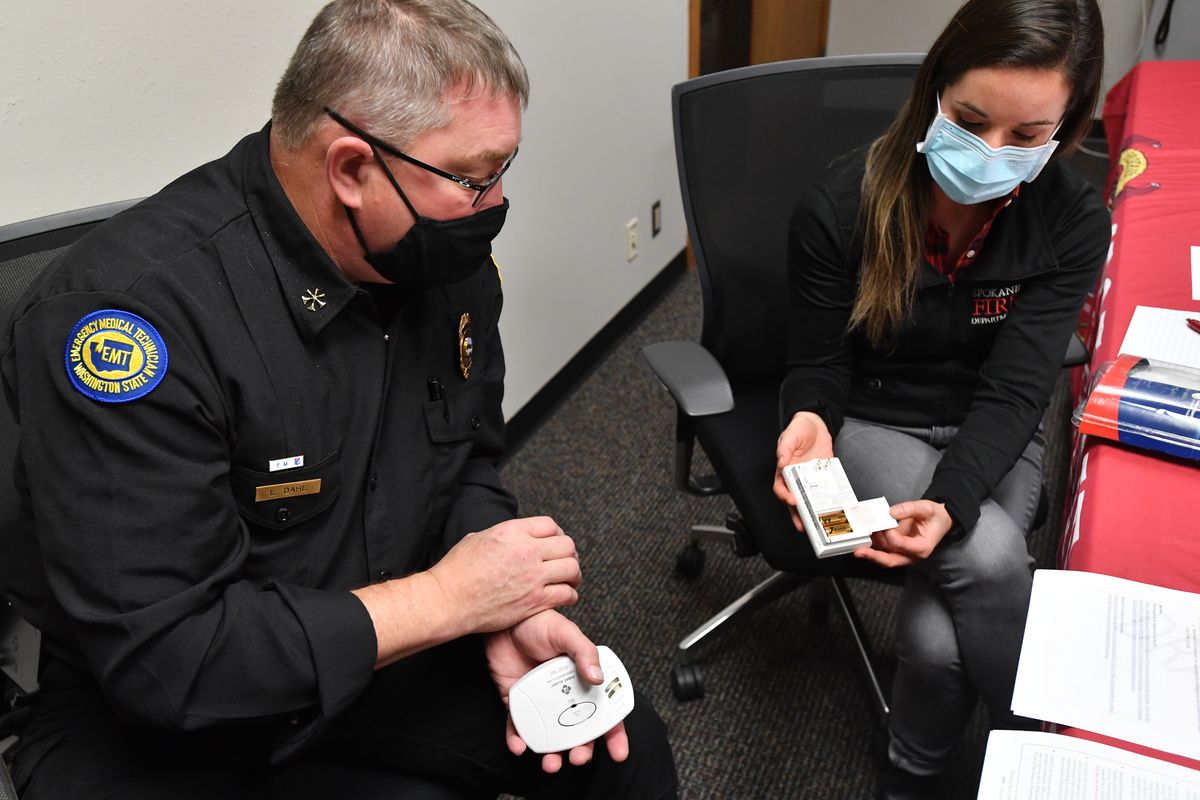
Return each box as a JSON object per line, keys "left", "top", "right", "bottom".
{"left": 427, "top": 377, "right": 450, "bottom": 423}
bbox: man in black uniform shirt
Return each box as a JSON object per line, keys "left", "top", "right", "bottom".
{"left": 0, "top": 1, "right": 678, "bottom": 797}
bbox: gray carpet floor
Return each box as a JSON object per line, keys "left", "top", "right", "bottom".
{"left": 499, "top": 151, "right": 1108, "bottom": 799}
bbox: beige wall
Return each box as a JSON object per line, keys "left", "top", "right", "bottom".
{"left": 477, "top": 1, "right": 689, "bottom": 417}
{"left": 0, "top": 2, "right": 327, "bottom": 225}
{"left": 0, "top": 1, "right": 690, "bottom": 419}
{"left": 825, "top": 0, "right": 1154, "bottom": 103}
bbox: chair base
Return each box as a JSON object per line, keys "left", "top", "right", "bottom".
{"left": 671, "top": 570, "right": 805, "bottom": 703}
{"left": 672, "top": 546, "right": 891, "bottom": 724}
{"left": 826, "top": 575, "right": 891, "bottom": 725}
{"left": 675, "top": 570, "right": 806, "bottom": 658}
{"left": 674, "top": 523, "right": 740, "bottom": 578}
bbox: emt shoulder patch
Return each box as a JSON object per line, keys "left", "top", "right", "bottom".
{"left": 64, "top": 309, "right": 168, "bottom": 403}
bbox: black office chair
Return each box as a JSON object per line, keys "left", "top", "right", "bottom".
{"left": 0, "top": 201, "right": 142, "bottom": 798}
{"left": 0, "top": 203, "right": 488, "bottom": 800}
{"left": 644, "top": 55, "right": 928, "bottom": 716}
{"left": 647, "top": 52, "right": 1092, "bottom": 713}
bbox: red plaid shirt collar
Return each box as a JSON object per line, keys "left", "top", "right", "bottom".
{"left": 925, "top": 186, "right": 1020, "bottom": 279}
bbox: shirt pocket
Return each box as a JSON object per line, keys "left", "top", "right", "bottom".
{"left": 229, "top": 450, "right": 342, "bottom": 531}
{"left": 423, "top": 379, "right": 485, "bottom": 444}
{"left": 421, "top": 379, "right": 485, "bottom": 537}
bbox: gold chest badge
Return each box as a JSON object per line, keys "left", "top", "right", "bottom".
{"left": 458, "top": 313, "right": 474, "bottom": 380}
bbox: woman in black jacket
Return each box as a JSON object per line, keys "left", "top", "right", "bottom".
{"left": 772, "top": 1, "right": 1109, "bottom": 796}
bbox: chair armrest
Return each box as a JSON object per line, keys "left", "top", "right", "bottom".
{"left": 1062, "top": 332, "right": 1089, "bottom": 368}
{"left": 0, "top": 603, "right": 40, "bottom": 694}
{"left": 642, "top": 341, "right": 734, "bottom": 417}
{"left": 643, "top": 341, "right": 732, "bottom": 496}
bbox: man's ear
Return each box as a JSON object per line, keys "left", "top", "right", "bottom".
{"left": 326, "top": 136, "right": 376, "bottom": 210}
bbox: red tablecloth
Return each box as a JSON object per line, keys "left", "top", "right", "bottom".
{"left": 1056, "top": 60, "right": 1200, "bottom": 770}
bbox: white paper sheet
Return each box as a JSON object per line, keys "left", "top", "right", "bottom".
{"left": 844, "top": 497, "right": 897, "bottom": 535}
{"left": 1012, "top": 570, "right": 1200, "bottom": 761}
{"left": 1118, "top": 305, "right": 1200, "bottom": 369}
{"left": 978, "top": 730, "right": 1200, "bottom": 800}
{"left": 1191, "top": 246, "right": 1200, "bottom": 302}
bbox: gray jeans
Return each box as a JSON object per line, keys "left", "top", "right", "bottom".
{"left": 835, "top": 418, "right": 1043, "bottom": 775}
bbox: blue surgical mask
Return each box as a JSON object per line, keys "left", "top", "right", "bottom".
{"left": 916, "top": 94, "right": 1060, "bottom": 205}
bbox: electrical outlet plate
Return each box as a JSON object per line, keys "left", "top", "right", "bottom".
{"left": 626, "top": 218, "right": 639, "bottom": 262}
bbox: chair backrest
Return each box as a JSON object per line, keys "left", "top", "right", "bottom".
{"left": 672, "top": 54, "right": 923, "bottom": 387}
{"left": 0, "top": 201, "right": 139, "bottom": 646}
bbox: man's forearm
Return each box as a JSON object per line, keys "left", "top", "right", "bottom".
{"left": 351, "top": 571, "right": 462, "bottom": 669}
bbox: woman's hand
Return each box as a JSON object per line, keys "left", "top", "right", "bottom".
{"left": 773, "top": 411, "right": 834, "bottom": 530}
{"left": 853, "top": 499, "right": 954, "bottom": 568}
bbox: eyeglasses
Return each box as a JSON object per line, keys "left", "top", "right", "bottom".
{"left": 325, "top": 107, "right": 516, "bottom": 208}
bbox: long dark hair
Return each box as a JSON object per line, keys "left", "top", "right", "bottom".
{"left": 852, "top": 0, "right": 1104, "bottom": 346}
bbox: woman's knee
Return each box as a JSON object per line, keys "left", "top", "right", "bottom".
{"left": 934, "top": 503, "right": 1034, "bottom": 589}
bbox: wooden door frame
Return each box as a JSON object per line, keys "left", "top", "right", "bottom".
{"left": 689, "top": 0, "right": 701, "bottom": 79}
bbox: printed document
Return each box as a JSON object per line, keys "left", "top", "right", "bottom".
{"left": 1119, "top": 305, "right": 1200, "bottom": 370}
{"left": 1012, "top": 569, "right": 1200, "bottom": 761}
{"left": 978, "top": 730, "right": 1200, "bottom": 799}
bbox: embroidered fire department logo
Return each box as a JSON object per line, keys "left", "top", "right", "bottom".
{"left": 970, "top": 285, "right": 1021, "bottom": 325}
{"left": 65, "top": 309, "right": 168, "bottom": 402}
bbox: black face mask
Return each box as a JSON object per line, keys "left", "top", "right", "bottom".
{"left": 346, "top": 144, "right": 509, "bottom": 291}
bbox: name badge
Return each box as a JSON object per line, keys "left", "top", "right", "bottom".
{"left": 255, "top": 479, "right": 322, "bottom": 502}
{"left": 269, "top": 455, "right": 305, "bottom": 472}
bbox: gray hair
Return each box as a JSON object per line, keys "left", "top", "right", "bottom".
{"left": 271, "top": 0, "right": 529, "bottom": 150}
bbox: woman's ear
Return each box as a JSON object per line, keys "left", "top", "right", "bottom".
{"left": 326, "top": 136, "right": 376, "bottom": 210}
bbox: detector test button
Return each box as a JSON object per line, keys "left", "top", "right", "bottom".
{"left": 557, "top": 702, "right": 597, "bottom": 727}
